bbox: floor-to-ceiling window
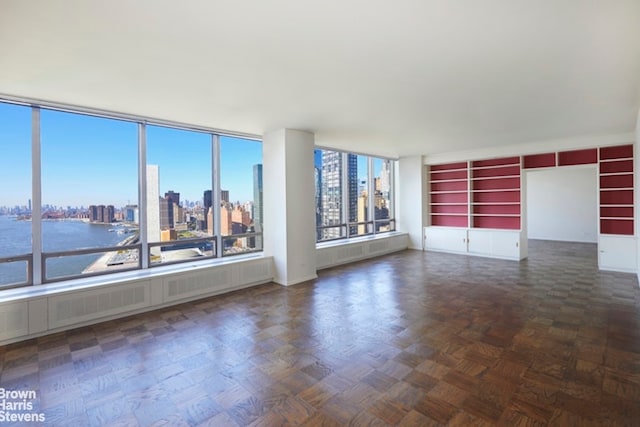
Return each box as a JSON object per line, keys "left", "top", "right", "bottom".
{"left": 0, "top": 99, "right": 262, "bottom": 288}
{"left": 0, "top": 103, "right": 32, "bottom": 289}
{"left": 40, "top": 109, "right": 140, "bottom": 281}
{"left": 146, "top": 125, "right": 215, "bottom": 265}
{"left": 219, "top": 136, "right": 263, "bottom": 255}
{"left": 315, "top": 148, "right": 396, "bottom": 242}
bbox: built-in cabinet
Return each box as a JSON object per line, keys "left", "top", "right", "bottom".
{"left": 423, "top": 226, "right": 526, "bottom": 260}
{"left": 598, "top": 235, "right": 637, "bottom": 272}
{"left": 425, "top": 144, "right": 635, "bottom": 271}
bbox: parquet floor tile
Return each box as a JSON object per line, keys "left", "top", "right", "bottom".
{"left": 1, "top": 240, "right": 640, "bottom": 425}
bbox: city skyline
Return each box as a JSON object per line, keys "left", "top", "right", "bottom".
{"left": 0, "top": 102, "right": 262, "bottom": 208}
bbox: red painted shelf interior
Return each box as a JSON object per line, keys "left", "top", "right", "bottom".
{"left": 599, "top": 145, "right": 634, "bottom": 235}
{"left": 523, "top": 153, "right": 556, "bottom": 169}
{"left": 600, "top": 206, "right": 634, "bottom": 218}
{"left": 471, "top": 157, "right": 521, "bottom": 230}
{"left": 600, "top": 159, "right": 633, "bottom": 174}
{"left": 558, "top": 148, "right": 597, "bottom": 166}
{"left": 473, "top": 216, "right": 520, "bottom": 230}
{"left": 600, "top": 144, "right": 633, "bottom": 160}
{"left": 600, "top": 219, "right": 633, "bottom": 235}
{"left": 428, "top": 144, "right": 634, "bottom": 235}
{"left": 432, "top": 215, "right": 469, "bottom": 227}
{"left": 429, "top": 162, "right": 469, "bottom": 228}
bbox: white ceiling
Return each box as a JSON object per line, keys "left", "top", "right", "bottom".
{"left": 1, "top": 0, "right": 639, "bottom": 158}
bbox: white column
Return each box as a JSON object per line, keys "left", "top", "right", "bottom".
{"left": 263, "top": 129, "right": 317, "bottom": 286}
{"left": 397, "top": 155, "right": 425, "bottom": 250}
{"left": 635, "top": 109, "right": 640, "bottom": 280}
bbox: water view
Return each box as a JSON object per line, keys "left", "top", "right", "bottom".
{"left": 0, "top": 215, "right": 129, "bottom": 286}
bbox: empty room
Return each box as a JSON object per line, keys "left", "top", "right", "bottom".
{"left": 1, "top": 1, "right": 639, "bottom": 426}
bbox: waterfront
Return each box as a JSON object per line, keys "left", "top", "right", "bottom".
{"left": 0, "top": 215, "right": 131, "bottom": 285}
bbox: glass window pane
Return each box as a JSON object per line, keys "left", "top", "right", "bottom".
{"left": 350, "top": 155, "right": 369, "bottom": 237}
{"left": 316, "top": 149, "right": 347, "bottom": 241}
{"left": 373, "top": 158, "right": 393, "bottom": 232}
{"left": 146, "top": 125, "right": 213, "bottom": 264}
{"left": 40, "top": 109, "right": 138, "bottom": 278}
{"left": 46, "top": 247, "right": 140, "bottom": 281}
{"left": 0, "top": 103, "right": 31, "bottom": 287}
{"left": 220, "top": 136, "right": 262, "bottom": 255}
{"left": 0, "top": 102, "right": 31, "bottom": 286}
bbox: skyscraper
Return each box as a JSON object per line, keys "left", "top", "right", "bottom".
{"left": 347, "top": 153, "right": 358, "bottom": 236}
{"left": 164, "top": 191, "right": 180, "bottom": 227}
{"left": 165, "top": 191, "right": 180, "bottom": 205}
{"left": 320, "top": 151, "right": 358, "bottom": 239}
{"left": 253, "top": 164, "right": 263, "bottom": 249}
{"left": 146, "top": 165, "right": 161, "bottom": 248}
{"left": 203, "top": 190, "right": 212, "bottom": 232}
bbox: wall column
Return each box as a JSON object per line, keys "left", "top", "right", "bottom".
{"left": 635, "top": 109, "right": 640, "bottom": 281}
{"left": 397, "top": 155, "right": 425, "bottom": 249}
{"left": 263, "top": 129, "right": 317, "bottom": 286}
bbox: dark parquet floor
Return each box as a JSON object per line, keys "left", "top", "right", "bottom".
{"left": 1, "top": 240, "right": 640, "bottom": 426}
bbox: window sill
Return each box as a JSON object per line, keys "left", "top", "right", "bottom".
{"left": 316, "top": 231, "right": 406, "bottom": 249}
{"left": 0, "top": 252, "right": 267, "bottom": 304}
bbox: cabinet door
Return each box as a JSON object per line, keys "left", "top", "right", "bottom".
{"left": 491, "top": 232, "right": 521, "bottom": 259}
{"left": 599, "top": 235, "right": 637, "bottom": 272}
{"left": 468, "top": 229, "right": 521, "bottom": 260}
{"left": 467, "top": 229, "right": 492, "bottom": 255}
{"left": 424, "top": 227, "right": 468, "bottom": 254}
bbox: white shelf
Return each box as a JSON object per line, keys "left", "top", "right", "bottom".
{"left": 599, "top": 157, "right": 633, "bottom": 163}
{"left": 470, "top": 163, "right": 520, "bottom": 171}
{"left": 471, "top": 213, "right": 520, "bottom": 217}
{"left": 429, "top": 202, "right": 469, "bottom": 206}
{"left": 599, "top": 172, "right": 634, "bottom": 177}
{"left": 471, "top": 174, "right": 520, "bottom": 181}
{"left": 471, "top": 188, "right": 520, "bottom": 193}
{"left": 430, "top": 190, "right": 469, "bottom": 194}
{"left": 472, "top": 202, "right": 520, "bottom": 206}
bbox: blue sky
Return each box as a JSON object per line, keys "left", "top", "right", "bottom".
{"left": 0, "top": 102, "right": 262, "bottom": 208}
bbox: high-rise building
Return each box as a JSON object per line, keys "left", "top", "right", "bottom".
{"left": 357, "top": 192, "right": 368, "bottom": 235}
{"left": 314, "top": 166, "right": 322, "bottom": 241}
{"left": 88, "top": 205, "right": 98, "bottom": 222}
{"left": 159, "top": 197, "right": 171, "bottom": 230}
{"left": 314, "top": 149, "right": 323, "bottom": 240}
{"left": 379, "top": 159, "right": 391, "bottom": 195}
{"left": 104, "top": 205, "right": 115, "bottom": 223}
{"left": 220, "top": 205, "right": 232, "bottom": 236}
{"left": 163, "top": 191, "right": 180, "bottom": 228}
{"left": 347, "top": 154, "right": 358, "bottom": 236}
{"left": 320, "top": 151, "right": 357, "bottom": 239}
{"left": 253, "top": 164, "right": 263, "bottom": 249}
{"left": 146, "top": 165, "right": 161, "bottom": 250}
{"left": 124, "top": 205, "right": 139, "bottom": 223}
{"left": 221, "top": 190, "right": 229, "bottom": 203}
{"left": 164, "top": 191, "right": 180, "bottom": 205}
{"left": 203, "top": 190, "right": 212, "bottom": 231}
{"left": 97, "top": 204, "right": 105, "bottom": 223}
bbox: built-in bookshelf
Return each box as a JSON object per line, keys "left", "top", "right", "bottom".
{"left": 599, "top": 144, "right": 634, "bottom": 235}
{"left": 429, "top": 145, "right": 634, "bottom": 235}
{"left": 429, "top": 162, "right": 468, "bottom": 227}
{"left": 523, "top": 152, "right": 556, "bottom": 169}
{"left": 470, "top": 156, "right": 521, "bottom": 230}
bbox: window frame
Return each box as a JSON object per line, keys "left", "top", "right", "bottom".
{"left": 0, "top": 97, "right": 263, "bottom": 288}
{"left": 315, "top": 146, "right": 396, "bottom": 244}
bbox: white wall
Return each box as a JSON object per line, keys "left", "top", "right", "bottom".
{"left": 397, "top": 155, "right": 425, "bottom": 249}
{"left": 263, "top": 129, "right": 317, "bottom": 286}
{"left": 526, "top": 166, "right": 597, "bottom": 243}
